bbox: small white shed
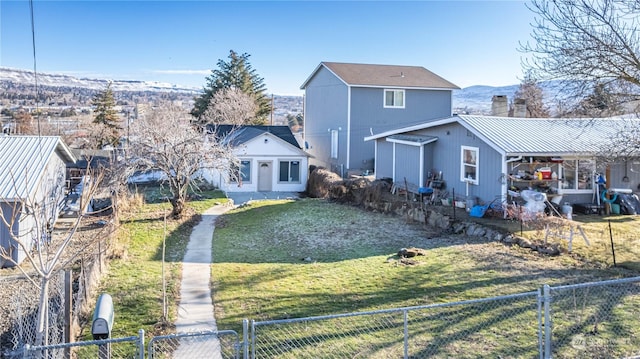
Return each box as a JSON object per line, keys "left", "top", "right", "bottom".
{"left": 203, "top": 126, "right": 311, "bottom": 193}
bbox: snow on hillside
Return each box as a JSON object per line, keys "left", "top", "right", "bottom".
{"left": 452, "top": 84, "right": 519, "bottom": 114}
{"left": 0, "top": 67, "right": 201, "bottom": 94}
{"left": 1, "top": 66, "right": 565, "bottom": 114}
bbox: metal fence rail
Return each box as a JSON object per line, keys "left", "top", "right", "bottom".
{"left": 8, "top": 276, "right": 640, "bottom": 358}
{"left": 148, "top": 330, "right": 241, "bottom": 359}
{"left": 22, "top": 330, "right": 144, "bottom": 359}
{"left": 251, "top": 291, "right": 540, "bottom": 359}
{"left": 545, "top": 277, "right": 640, "bottom": 359}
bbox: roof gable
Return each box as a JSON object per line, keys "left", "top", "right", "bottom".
{"left": 301, "top": 62, "right": 459, "bottom": 90}
{"left": 0, "top": 135, "right": 76, "bottom": 200}
{"left": 208, "top": 125, "right": 302, "bottom": 149}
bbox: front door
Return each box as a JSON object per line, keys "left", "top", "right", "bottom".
{"left": 258, "top": 161, "right": 272, "bottom": 192}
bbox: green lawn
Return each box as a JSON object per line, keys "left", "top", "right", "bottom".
{"left": 92, "top": 194, "right": 640, "bottom": 357}
{"left": 90, "top": 189, "right": 228, "bottom": 339}
{"left": 210, "top": 199, "right": 636, "bottom": 326}
{"left": 209, "top": 199, "right": 640, "bottom": 358}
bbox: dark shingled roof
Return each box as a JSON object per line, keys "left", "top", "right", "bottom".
{"left": 207, "top": 125, "right": 301, "bottom": 149}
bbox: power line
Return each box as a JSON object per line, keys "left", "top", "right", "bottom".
{"left": 29, "top": 0, "right": 41, "bottom": 136}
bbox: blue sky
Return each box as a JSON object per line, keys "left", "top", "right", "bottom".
{"left": 1, "top": 1, "right": 535, "bottom": 95}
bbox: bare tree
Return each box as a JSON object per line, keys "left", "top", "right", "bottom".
{"left": 521, "top": 0, "right": 640, "bottom": 114}
{"left": 514, "top": 71, "right": 549, "bottom": 117}
{"left": 202, "top": 87, "right": 259, "bottom": 125}
{"left": 0, "top": 160, "right": 105, "bottom": 346}
{"left": 127, "top": 103, "right": 238, "bottom": 218}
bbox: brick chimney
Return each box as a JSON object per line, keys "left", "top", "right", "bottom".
{"left": 491, "top": 95, "right": 508, "bottom": 117}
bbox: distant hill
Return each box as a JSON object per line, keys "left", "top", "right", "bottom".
{"left": 0, "top": 67, "right": 200, "bottom": 94}
{"left": 452, "top": 82, "right": 564, "bottom": 115}
{"left": 0, "top": 67, "right": 563, "bottom": 116}
{"left": 0, "top": 67, "right": 304, "bottom": 126}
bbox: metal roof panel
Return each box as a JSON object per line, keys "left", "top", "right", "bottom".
{"left": 0, "top": 136, "right": 73, "bottom": 200}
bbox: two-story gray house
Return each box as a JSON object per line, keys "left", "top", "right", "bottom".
{"left": 300, "top": 62, "right": 459, "bottom": 176}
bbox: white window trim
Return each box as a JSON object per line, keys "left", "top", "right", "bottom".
{"left": 278, "top": 159, "right": 302, "bottom": 184}
{"left": 460, "top": 145, "right": 479, "bottom": 185}
{"left": 558, "top": 158, "right": 595, "bottom": 194}
{"left": 383, "top": 89, "right": 405, "bottom": 109}
{"left": 231, "top": 159, "right": 252, "bottom": 184}
{"left": 330, "top": 129, "right": 338, "bottom": 159}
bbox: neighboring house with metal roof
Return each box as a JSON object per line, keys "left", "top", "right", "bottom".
{"left": 365, "top": 115, "right": 640, "bottom": 207}
{"left": 202, "top": 125, "right": 311, "bottom": 193}
{"left": 0, "top": 135, "right": 76, "bottom": 268}
{"left": 300, "top": 62, "right": 459, "bottom": 177}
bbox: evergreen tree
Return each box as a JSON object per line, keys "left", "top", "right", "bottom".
{"left": 91, "top": 82, "right": 121, "bottom": 148}
{"left": 191, "top": 50, "right": 271, "bottom": 125}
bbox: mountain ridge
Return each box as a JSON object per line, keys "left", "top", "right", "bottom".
{"left": 0, "top": 66, "right": 201, "bottom": 94}
{"left": 1, "top": 66, "right": 560, "bottom": 114}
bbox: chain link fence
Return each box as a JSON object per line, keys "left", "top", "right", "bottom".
{"left": 148, "top": 329, "right": 242, "bottom": 359}
{"left": 250, "top": 291, "right": 541, "bottom": 359}
{"left": 22, "top": 331, "right": 144, "bottom": 358}
{"left": 4, "top": 276, "right": 640, "bottom": 358}
{"left": 3, "top": 271, "right": 66, "bottom": 358}
{"left": 545, "top": 277, "right": 640, "bottom": 358}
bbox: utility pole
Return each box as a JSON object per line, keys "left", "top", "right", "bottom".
{"left": 270, "top": 94, "right": 274, "bottom": 125}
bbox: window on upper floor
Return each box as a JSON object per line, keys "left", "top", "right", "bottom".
{"left": 384, "top": 89, "right": 405, "bottom": 108}
{"left": 460, "top": 146, "right": 479, "bottom": 184}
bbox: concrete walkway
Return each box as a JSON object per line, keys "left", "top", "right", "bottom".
{"left": 173, "top": 192, "right": 298, "bottom": 356}
{"left": 175, "top": 204, "right": 233, "bottom": 332}
{"left": 173, "top": 204, "right": 233, "bottom": 358}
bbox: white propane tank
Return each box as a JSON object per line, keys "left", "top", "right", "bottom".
{"left": 562, "top": 203, "right": 573, "bottom": 220}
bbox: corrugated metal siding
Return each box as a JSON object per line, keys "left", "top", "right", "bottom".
{"left": 393, "top": 144, "right": 420, "bottom": 185}
{"left": 304, "top": 67, "right": 349, "bottom": 169}
{"left": 350, "top": 87, "right": 452, "bottom": 171}
{"left": 0, "top": 136, "right": 61, "bottom": 199}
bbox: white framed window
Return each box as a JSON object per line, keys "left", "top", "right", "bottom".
{"left": 384, "top": 89, "right": 405, "bottom": 108}
{"left": 560, "top": 159, "right": 595, "bottom": 192}
{"left": 279, "top": 160, "right": 301, "bottom": 183}
{"left": 330, "top": 129, "right": 338, "bottom": 159}
{"left": 460, "top": 146, "right": 479, "bottom": 184}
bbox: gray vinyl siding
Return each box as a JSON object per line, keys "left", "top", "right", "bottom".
{"left": 375, "top": 139, "right": 393, "bottom": 179}
{"left": 393, "top": 144, "right": 420, "bottom": 185}
{"left": 409, "top": 123, "right": 504, "bottom": 204}
{"left": 349, "top": 87, "right": 452, "bottom": 171}
{"left": 423, "top": 142, "right": 435, "bottom": 183}
{"left": 607, "top": 161, "right": 640, "bottom": 192}
{"left": 304, "top": 66, "right": 349, "bottom": 170}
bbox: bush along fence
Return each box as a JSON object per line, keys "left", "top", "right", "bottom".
{"left": 14, "top": 276, "right": 640, "bottom": 359}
